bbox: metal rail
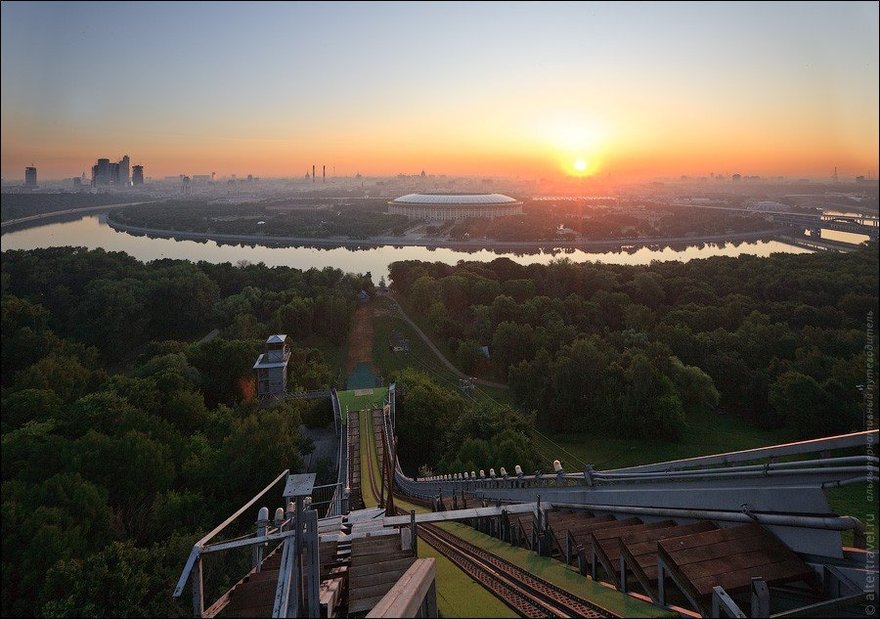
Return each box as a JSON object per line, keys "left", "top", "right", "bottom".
{"left": 173, "top": 468, "right": 290, "bottom": 604}
{"left": 363, "top": 405, "right": 617, "bottom": 618}
{"left": 395, "top": 430, "right": 879, "bottom": 495}
{"left": 418, "top": 521, "right": 612, "bottom": 618}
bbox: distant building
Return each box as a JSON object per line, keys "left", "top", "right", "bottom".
{"left": 25, "top": 166, "right": 37, "bottom": 187}
{"left": 92, "top": 158, "right": 112, "bottom": 186}
{"left": 132, "top": 165, "right": 144, "bottom": 185}
{"left": 388, "top": 193, "right": 522, "bottom": 220}
{"left": 118, "top": 154, "right": 130, "bottom": 186}
{"left": 253, "top": 335, "right": 291, "bottom": 398}
{"left": 91, "top": 155, "right": 132, "bottom": 186}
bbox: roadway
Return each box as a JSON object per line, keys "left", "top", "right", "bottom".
{"left": 0, "top": 200, "right": 158, "bottom": 228}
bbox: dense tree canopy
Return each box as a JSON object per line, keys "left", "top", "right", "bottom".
{"left": 390, "top": 244, "right": 877, "bottom": 440}
{"left": 1, "top": 247, "right": 362, "bottom": 617}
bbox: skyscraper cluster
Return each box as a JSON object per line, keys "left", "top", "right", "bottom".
{"left": 91, "top": 155, "right": 132, "bottom": 187}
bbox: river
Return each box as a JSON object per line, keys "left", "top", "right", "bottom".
{"left": 1, "top": 213, "right": 811, "bottom": 282}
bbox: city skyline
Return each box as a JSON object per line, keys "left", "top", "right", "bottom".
{"left": 2, "top": 1, "right": 878, "bottom": 181}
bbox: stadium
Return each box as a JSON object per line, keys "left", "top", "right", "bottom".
{"left": 387, "top": 193, "right": 523, "bottom": 220}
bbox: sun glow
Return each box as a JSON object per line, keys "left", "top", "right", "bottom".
{"left": 565, "top": 155, "right": 602, "bottom": 177}
{"left": 534, "top": 114, "right": 611, "bottom": 178}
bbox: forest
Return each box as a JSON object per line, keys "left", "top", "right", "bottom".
{"left": 2, "top": 242, "right": 877, "bottom": 616}
{"left": 1, "top": 247, "right": 368, "bottom": 617}
{"left": 106, "top": 197, "right": 774, "bottom": 244}
{"left": 389, "top": 244, "right": 877, "bottom": 442}
{"left": 109, "top": 200, "right": 413, "bottom": 239}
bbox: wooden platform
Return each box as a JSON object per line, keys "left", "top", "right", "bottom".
{"left": 566, "top": 516, "right": 643, "bottom": 566}
{"left": 657, "top": 523, "right": 818, "bottom": 615}
{"left": 348, "top": 535, "right": 416, "bottom": 614}
{"left": 618, "top": 520, "right": 719, "bottom": 598}
{"left": 590, "top": 520, "right": 676, "bottom": 582}
{"left": 220, "top": 541, "right": 339, "bottom": 618}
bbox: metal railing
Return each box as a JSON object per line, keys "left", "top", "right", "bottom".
{"left": 395, "top": 430, "right": 878, "bottom": 493}
{"left": 173, "top": 469, "right": 290, "bottom": 617}
{"left": 309, "top": 482, "right": 342, "bottom": 517}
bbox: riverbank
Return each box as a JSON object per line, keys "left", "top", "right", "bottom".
{"left": 105, "top": 215, "right": 795, "bottom": 253}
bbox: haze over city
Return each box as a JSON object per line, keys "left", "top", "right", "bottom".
{"left": 2, "top": 1, "right": 878, "bottom": 182}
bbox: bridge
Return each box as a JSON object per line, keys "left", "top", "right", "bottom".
{"left": 767, "top": 212, "right": 879, "bottom": 241}
{"left": 175, "top": 384, "right": 878, "bottom": 618}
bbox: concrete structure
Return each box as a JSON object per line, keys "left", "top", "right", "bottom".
{"left": 253, "top": 334, "right": 291, "bottom": 398}
{"left": 132, "top": 165, "right": 144, "bottom": 185}
{"left": 24, "top": 166, "right": 37, "bottom": 187}
{"left": 388, "top": 193, "right": 522, "bottom": 220}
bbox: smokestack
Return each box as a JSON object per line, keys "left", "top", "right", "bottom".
{"left": 312, "top": 165, "right": 315, "bottom": 183}
{"left": 323, "top": 165, "right": 326, "bottom": 183}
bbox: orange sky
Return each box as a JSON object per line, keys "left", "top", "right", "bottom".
{"left": 2, "top": 3, "right": 878, "bottom": 181}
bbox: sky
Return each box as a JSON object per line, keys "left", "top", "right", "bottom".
{"left": 1, "top": 1, "right": 878, "bottom": 181}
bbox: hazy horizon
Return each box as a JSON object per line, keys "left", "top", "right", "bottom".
{"left": 2, "top": 1, "right": 878, "bottom": 182}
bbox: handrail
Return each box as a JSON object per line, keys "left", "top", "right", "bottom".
{"left": 196, "top": 469, "right": 290, "bottom": 548}
{"left": 603, "top": 430, "right": 878, "bottom": 474}
{"left": 594, "top": 455, "right": 877, "bottom": 477}
{"left": 366, "top": 558, "right": 437, "bottom": 618}
{"left": 173, "top": 468, "right": 289, "bottom": 598}
{"left": 392, "top": 430, "right": 879, "bottom": 490}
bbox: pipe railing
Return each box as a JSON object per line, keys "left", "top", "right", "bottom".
{"left": 393, "top": 430, "right": 879, "bottom": 493}
{"left": 173, "top": 469, "right": 290, "bottom": 616}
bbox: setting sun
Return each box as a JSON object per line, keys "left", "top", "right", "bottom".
{"left": 574, "top": 159, "right": 587, "bottom": 172}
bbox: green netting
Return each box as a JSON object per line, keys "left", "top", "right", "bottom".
{"left": 346, "top": 362, "right": 378, "bottom": 390}
{"left": 336, "top": 386, "right": 388, "bottom": 422}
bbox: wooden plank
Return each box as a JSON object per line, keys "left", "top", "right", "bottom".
{"left": 366, "top": 559, "right": 435, "bottom": 618}
{"left": 568, "top": 517, "right": 642, "bottom": 542}
{"left": 351, "top": 551, "right": 414, "bottom": 568}
{"left": 690, "top": 559, "right": 816, "bottom": 597}
{"left": 349, "top": 581, "right": 402, "bottom": 602}
{"left": 657, "top": 525, "right": 816, "bottom": 615}
{"left": 658, "top": 523, "right": 763, "bottom": 553}
{"left": 595, "top": 522, "right": 676, "bottom": 580}
{"left": 353, "top": 569, "right": 415, "bottom": 590}
{"left": 618, "top": 538, "right": 661, "bottom": 599}
{"left": 559, "top": 514, "right": 616, "bottom": 534}
{"left": 594, "top": 520, "right": 675, "bottom": 542}
{"left": 349, "top": 594, "right": 390, "bottom": 615}
{"left": 657, "top": 541, "right": 706, "bottom": 614}
{"left": 622, "top": 521, "right": 718, "bottom": 557}
{"left": 681, "top": 549, "right": 806, "bottom": 582}
{"left": 666, "top": 533, "right": 781, "bottom": 567}
{"left": 349, "top": 557, "right": 417, "bottom": 579}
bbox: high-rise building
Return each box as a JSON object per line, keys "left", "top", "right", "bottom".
{"left": 119, "top": 155, "right": 130, "bottom": 186}
{"left": 91, "top": 155, "right": 132, "bottom": 186}
{"left": 132, "top": 165, "right": 144, "bottom": 185}
{"left": 92, "top": 158, "right": 112, "bottom": 186}
{"left": 25, "top": 166, "right": 37, "bottom": 186}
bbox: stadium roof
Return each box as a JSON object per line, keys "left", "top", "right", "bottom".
{"left": 390, "top": 193, "right": 519, "bottom": 205}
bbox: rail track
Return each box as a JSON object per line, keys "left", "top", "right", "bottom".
{"left": 417, "top": 520, "right": 615, "bottom": 618}
{"left": 363, "top": 409, "right": 618, "bottom": 618}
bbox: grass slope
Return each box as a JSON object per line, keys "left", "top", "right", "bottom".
{"left": 358, "top": 410, "right": 516, "bottom": 617}
{"left": 372, "top": 297, "right": 511, "bottom": 407}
